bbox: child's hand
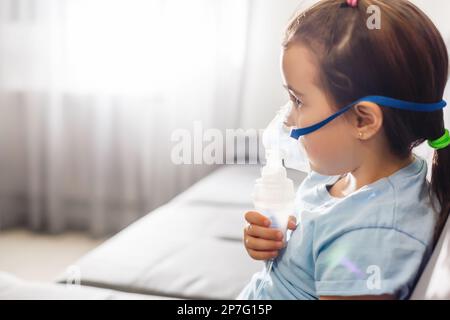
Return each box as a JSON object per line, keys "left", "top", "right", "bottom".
{"left": 243, "top": 211, "right": 297, "bottom": 261}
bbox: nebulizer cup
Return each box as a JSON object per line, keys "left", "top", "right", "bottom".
{"left": 251, "top": 102, "right": 301, "bottom": 299}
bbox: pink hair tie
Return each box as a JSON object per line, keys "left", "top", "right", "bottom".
{"left": 346, "top": 0, "right": 358, "bottom": 7}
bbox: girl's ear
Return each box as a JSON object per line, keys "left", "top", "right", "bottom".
{"left": 351, "top": 101, "right": 383, "bottom": 140}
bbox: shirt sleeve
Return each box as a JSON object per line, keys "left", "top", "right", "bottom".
{"left": 314, "top": 227, "right": 429, "bottom": 299}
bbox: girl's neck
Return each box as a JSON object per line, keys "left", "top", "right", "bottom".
{"left": 328, "top": 152, "right": 415, "bottom": 198}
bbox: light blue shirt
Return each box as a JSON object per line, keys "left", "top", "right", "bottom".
{"left": 237, "top": 155, "right": 438, "bottom": 300}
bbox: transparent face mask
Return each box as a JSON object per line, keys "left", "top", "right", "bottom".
{"left": 262, "top": 101, "right": 311, "bottom": 173}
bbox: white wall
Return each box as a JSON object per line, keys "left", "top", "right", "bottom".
{"left": 239, "top": 0, "right": 305, "bottom": 130}
{"left": 411, "top": 0, "right": 450, "bottom": 126}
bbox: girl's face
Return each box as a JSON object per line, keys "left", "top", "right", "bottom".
{"left": 281, "top": 44, "right": 361, "bottom": 176}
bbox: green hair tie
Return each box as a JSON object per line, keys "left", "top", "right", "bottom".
{"left": 428, "top": 129, "right": 450, "bottom": 150}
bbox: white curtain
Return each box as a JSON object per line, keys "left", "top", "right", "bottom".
{"left": 0, "top": 0, "right": 448, "bottom": 237}
{"left": 0, "top": 0, "right": 252, "bottom": 236}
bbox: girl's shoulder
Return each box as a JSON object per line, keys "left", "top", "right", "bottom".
{"left": 298, "top": 155, "right": 437, "bottom": 248}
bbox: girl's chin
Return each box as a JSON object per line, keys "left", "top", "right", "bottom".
{"left": 310, "top": 163, "right": 344, "bottom": 177}
{"left": 309, "top": 163, "right": 324, "bottom": 175}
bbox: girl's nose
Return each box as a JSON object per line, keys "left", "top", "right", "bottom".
{"left": 284, "top": 107, "right": 297, "bottom": 127}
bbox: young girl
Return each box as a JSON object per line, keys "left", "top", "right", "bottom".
{"left": 239, "top": 0, "right": 450, "bottom": 300}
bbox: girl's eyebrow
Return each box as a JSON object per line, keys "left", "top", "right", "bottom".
{"left": 283, "top": 84, "right": 305, "bottom": 97}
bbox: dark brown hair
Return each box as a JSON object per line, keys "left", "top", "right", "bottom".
{"left": 283, "top": 0, "right": 449, "bottom": 243}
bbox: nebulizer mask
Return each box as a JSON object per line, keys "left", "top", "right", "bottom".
{"left": 251, "top": 100, "right": 306, "bottom": 299}
{"left": 262, "top": 101, "right": 311, "bottom": 173}
{"left": 251, "top": 95, "right": 447, "bottom": 299}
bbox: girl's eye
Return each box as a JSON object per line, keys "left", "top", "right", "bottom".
{"left": 289, "top": 93, "right": 303, "bottom": 109}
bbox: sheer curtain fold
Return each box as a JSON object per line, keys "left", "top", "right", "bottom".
{"left": 0, "top": 0, "right": 251, "bottom": 236}
{"left": 1, "top": 0, "right": 449, "bottom": 237}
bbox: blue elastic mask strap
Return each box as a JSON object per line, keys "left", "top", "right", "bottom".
{"left": 290, "top": 95, "right": 447, "bottom": 140}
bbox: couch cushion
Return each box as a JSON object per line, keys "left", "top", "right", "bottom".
{"left": 0, "top": 272, "right": 173, "bottom": 300}
{"left": 55, "top": 201, "right": 263, "bottom": 299}
{"left": 55, "top": 165, "right": 304, "bottom": 299}
{"left": 171, "top": 164, "right": 306, "bottom": 207}
{"left": 56, "top": 165, "right": 306, "bottom": 299}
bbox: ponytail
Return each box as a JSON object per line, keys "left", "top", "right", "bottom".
{"left": 430, "top": 144, "right": 450, "bottom": 243}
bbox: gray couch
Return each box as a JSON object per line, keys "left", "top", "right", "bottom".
{"left": 2, "top": 164, "right": 449, "bottom": 299}
{"left": 55, "top": 165, "right": 287, "bottom": 299}
{"left": 0, "top": 272, "right": 174, "bottom": 300}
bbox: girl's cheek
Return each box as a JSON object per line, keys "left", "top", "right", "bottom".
{"left": 302, "top": 135, "right": 320, "bottom": 162}
{"left": 297, "top": 107, "right": 329, "bottom": 131}
{"left": 303, "top": 132, "right": 342, "bottom": 171}
{"left": 297, "top": 110, "right": 313, "bottom": 128}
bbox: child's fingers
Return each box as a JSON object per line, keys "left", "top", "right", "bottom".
{"left": 247, "top": 249, "right": 279, "bottom": 261}
{"left": 287, "top": 215, "right": 297, "bottom": 230}
{"left": 246, "top": 224, "right": 283, "bottom": 241}
{"left": 245, "top": 235, "right": 284, "bottom": 251}
{"left": 244, "top": 211, "right": 271, "bottom": 227}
